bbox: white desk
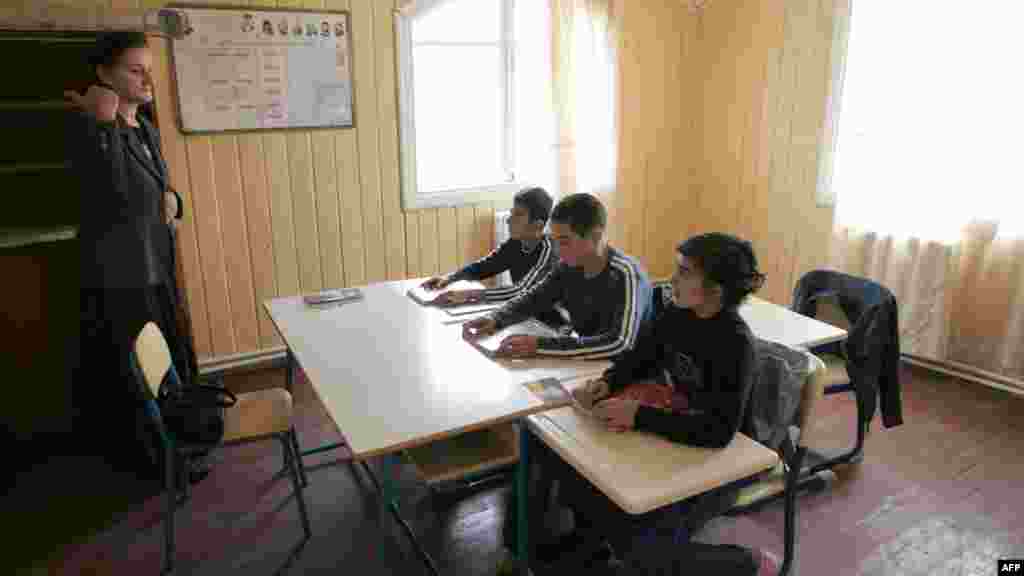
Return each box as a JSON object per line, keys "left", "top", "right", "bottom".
{"left": 740, "top": 296, "right": 847, "bottom": 349}
{"left": 529, "top": 407, "right": 779, "bottom": 515}
{"left": 264, "top": 279, "right": 602, "bottom": 459}
{"left": 265, "top": 278, "right": 610, "bottom": 574}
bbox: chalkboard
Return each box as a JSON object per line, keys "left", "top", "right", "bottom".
{"left": 170, "top": 6, "right": 353, "bottom": 133}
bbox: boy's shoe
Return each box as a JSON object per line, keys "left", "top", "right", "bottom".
{"left": 755, "top": 548, "right": 782, "bottom": 576}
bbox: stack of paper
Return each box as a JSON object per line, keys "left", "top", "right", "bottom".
{"left": 406, "top": 280, "right": 484, "bottom": 306}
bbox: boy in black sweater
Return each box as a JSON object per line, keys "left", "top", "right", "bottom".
{"left": 420, "top": 187, "right": 558, "bottom": 307}
{"left": 463, "top": 193, "right": 653, "bottom": 360}
{"left": 563, "top": 233, "right": 768, "bottom": 567}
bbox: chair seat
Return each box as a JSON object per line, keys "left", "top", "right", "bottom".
{"left": 820, "top": 353, "right": 850, "bottom": 389}
{"left": 222, "top": 388, "right": 293, "bottom": 443}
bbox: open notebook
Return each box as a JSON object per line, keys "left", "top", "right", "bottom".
{"left": 406, "top": 280, "right": 485, "bottom": 307}
{"left": 469, "top": 318, "right": 561, "bottom": 358}
{"left": 522, "top": 376, "right": 603, "bottom": 418}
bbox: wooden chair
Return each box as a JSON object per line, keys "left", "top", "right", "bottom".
{"left": 131, "top": 322, "right": 311, "bottom": 575}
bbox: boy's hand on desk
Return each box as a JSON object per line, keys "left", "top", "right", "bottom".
{"left": 572, "top": 377, "right": 609, "bottom": 409}
{"left": 495, "top": 335, "right": 539, "bottom": 358}
{"left": 421, "top": 276, "right": 451, "bottom": 291}
{"left": 593, "top": 397, "right": 639, "bottom": 432}
{"left": 435, "top": 289, "right": 484, "bottom": 307}
{"left": 462, "top": 316, "right": 498, "bottom": 340}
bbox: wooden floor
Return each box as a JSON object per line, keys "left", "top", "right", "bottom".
{"left": 10, "top": 363, "right": 1024, "bottom": 575}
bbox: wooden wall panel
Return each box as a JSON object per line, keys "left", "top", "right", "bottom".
{"left": 437, "top": 207, "right": 459, "bottom": 274}
{"left": 236, "top": 135, "right": 278, "bottom": 348}
{"left": 418, "top": 209, "right": 439, "bottom": 277}
{"left": 404, "top": 212, "right": 421, "bottom": 278}
{"left": 335, "top": 130, "right": 366, "bottom": 286}
{"left": 616, "top": 0, "right": 837, "bottom": 305}
{"left": 374, "top": 0, "right": 407, "bottom": 281}
{"left": 286, "top": 130, "right": 323, "bottom": 293}
{"left": 210, "top": 135, "right": 260, "bottom": 353}
{"left": 456, "top": 206, "right": 477, "bottom": 268}
{"left": 311, "top": 130, "right": 344, "bottom": 289}
{"left": 184, "top": 137, "right": 236, "bottom": 356}
{"left": 349, "top": 0, "right": 386, "bottom": 283}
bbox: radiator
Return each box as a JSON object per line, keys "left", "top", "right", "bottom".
{"left": 493, "top": 210, "right": 513, "bottom": 288}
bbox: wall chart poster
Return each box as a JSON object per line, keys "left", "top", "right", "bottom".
{"left": 170, "top": 7, "right": 353, "bottom": 133}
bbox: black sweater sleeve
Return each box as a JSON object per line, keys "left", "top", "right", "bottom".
{"left": 633, "top": 333, "right": 756, "bottom": 448}
{"left": 449, "top": 240, "right": 517, "bottom": 282}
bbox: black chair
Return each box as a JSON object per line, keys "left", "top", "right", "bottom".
{"left": 791, "top": 269, "right": 903, "bottom": 474}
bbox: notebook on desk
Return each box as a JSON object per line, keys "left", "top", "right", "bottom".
{"left": 303, "top": 287, "right": 363, "bottom": 306}
{"left": 406, "top": 280, "right": 485, "bottom": 306}
{"left": 443, "top": 303, "right": 501, "bottom": 317}
{"left": 522, "top": 376, "right": 605, "bottom": 419}
{"left": 469, "top": 318, "right": 561, "bottom": 358}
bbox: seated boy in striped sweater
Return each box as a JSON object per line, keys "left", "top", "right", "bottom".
{"left": 420, "top": 187, "right": 559, "bottom": 309}
{"left": 462, "top": 192, "right": 654, "bottom": 361}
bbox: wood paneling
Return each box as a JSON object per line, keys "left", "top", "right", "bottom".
{"left": 615, "top": 0, "right": 836, "bottom": 305}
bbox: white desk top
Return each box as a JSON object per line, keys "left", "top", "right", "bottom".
{"left": 265, "top": 279, "right": 608, "bottom": 459}
{"left": 528, "top": 405, "right": 779, "bottom": 515}
{"left": 740, "top": 296, "right": 847, "bottom": 349}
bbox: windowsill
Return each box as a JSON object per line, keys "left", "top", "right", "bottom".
{"left": 402, "top": 183, "right": 518, "bottom": 212}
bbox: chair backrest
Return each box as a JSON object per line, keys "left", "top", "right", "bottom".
{"left": 811, "top": 293, "right": 851, "bottom": 332}
{"left": 135, "top": 321, "right": 173, "bottom": 398}
{"left": 792, "top": 269, "right": 893, "bottom": 329}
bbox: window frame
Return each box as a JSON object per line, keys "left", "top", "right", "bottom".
{"left": 396, "top": 0, "right": 521, "bottom": 211}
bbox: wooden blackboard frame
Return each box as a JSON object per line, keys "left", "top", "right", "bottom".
{"left": 167, "top": 4, "right": 355, "bottom": 135}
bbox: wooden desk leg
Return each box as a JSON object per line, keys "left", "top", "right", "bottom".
{"left": 516, "top": 422, "right": 529, "bottom": 574}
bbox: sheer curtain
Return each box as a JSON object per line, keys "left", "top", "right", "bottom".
{"left": 551, "top": 0, "right": 620, "bottom": 219}
{"left": 828, "top": 0, "right": 1024, "bottom": 387}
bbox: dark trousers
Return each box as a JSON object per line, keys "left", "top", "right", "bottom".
{"left": 75, "top": 280, "right": 196, "bottom": 476}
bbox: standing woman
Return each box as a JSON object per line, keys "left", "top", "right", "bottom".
{"left": 65, "top": 32, "right": 196, "bottom": 475}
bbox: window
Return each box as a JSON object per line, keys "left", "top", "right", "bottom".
{"left": 827, "top": 1, "right": 1024, "bottom": 242}
{"left": 397, "top": 0, "right": 555, "bottom": 210}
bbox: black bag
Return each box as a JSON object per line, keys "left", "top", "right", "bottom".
{"left": 157, "top": 382, "right": 237, "bottom": 446}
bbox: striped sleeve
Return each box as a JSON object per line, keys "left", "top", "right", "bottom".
{"left": 448, "top": 240, "right": 516, "bottom": 283}
{"left": 482, "top": 237, "right": 556, "bottom": 303}
{"left": 534, "top": 255, "right": 646, "bottom": 360}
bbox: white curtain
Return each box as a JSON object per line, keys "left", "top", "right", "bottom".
{"left": 552, "top": 0, "right": 619, "bottom": 207}
{"left": 828, "top": 0, "right": 1024, "bottom": 386}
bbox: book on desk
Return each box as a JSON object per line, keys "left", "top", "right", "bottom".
{"left": 303, "top": 287, "right": 363, "bottom": 306}
{"left": 406, "top": 280, "right": 485, "bottom": 307}
{"left": 468, "top": 318, "right": 563, "bottom": 358}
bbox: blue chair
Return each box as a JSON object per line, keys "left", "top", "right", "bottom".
{"left": 131, "top": 322, "right": 311, "bottom": 574}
